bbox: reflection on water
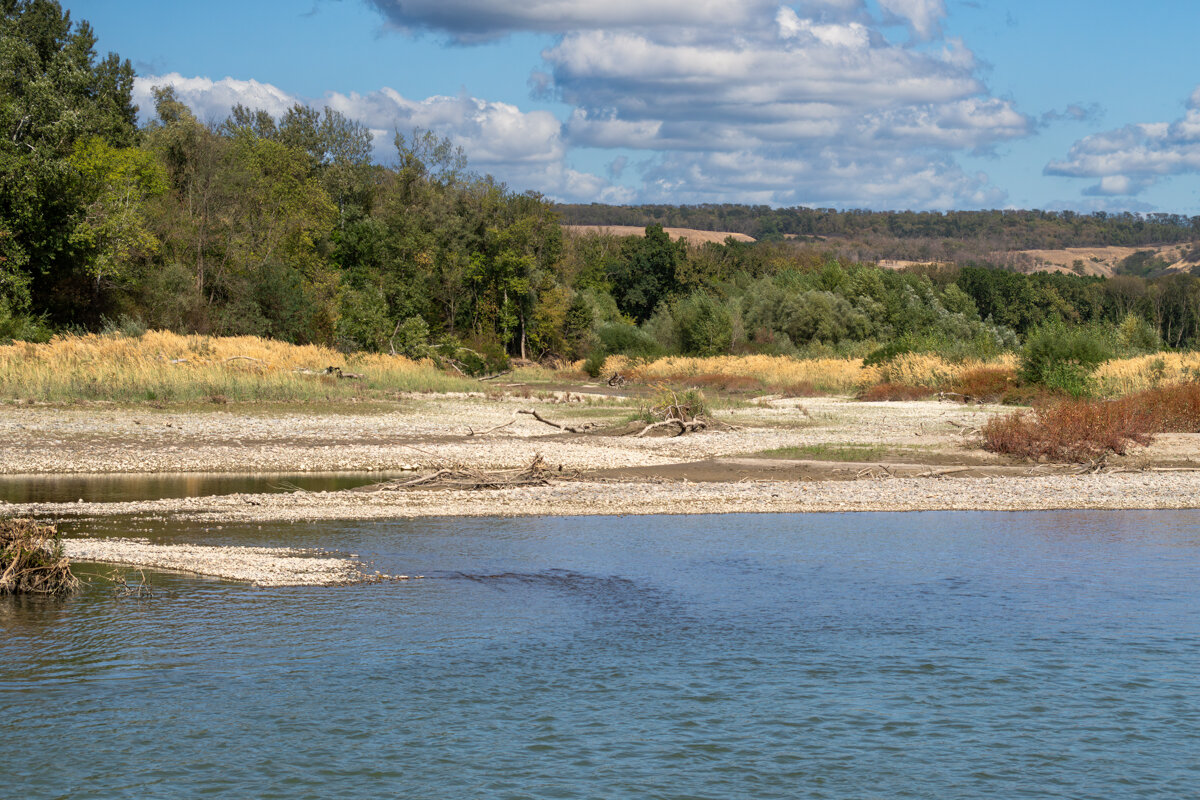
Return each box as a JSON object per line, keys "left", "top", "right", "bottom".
{"left": 0, "top": 471, "right": 399, "bottom": 504}
{"left": 3, "top": 510, "right": 1200, "bottom": 798}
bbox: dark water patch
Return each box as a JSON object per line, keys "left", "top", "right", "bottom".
{"left": 0, "top": 471, "right": 403, "bottom": 504}
{"left": 3, "top": 511, "right": 1200, "bottom": 798}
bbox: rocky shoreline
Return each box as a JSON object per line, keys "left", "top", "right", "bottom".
{"left": 12, "top": 471, "right": 1200, "bottom": 524}
{"left": 4, "top": 397, "right": 1198, "bottom": 584}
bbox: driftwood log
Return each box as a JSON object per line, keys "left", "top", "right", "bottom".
{"left": 363, "top": 454, "right": 560, "bottom": 491}
{"left": 465, "top": 409, "right": 603, "bottom": 436}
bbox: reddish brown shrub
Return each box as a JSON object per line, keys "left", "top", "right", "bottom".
{"left": 777, "top": 380, "right": 822, "bottom": 398}
{"left": 857, "top": 382, "right": 935, "bottom": 402}
{"left": 983, "top": 382, "right": 1200, "bottom": 462}
{"left": 1138, "top": 382, "right": 1200, "bottom": 431}
{"left": 945, "top": 367, "right": 1017, "bottom": 402}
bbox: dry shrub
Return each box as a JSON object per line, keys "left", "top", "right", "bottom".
{"left": 945, "top": 366, "right": 1018, "bottom": 402}
{"left": 1, "top": 518, "right": 79, "bottom": 596}
{"left": 675, "top": 373, "right": 764, "bottom": 393}
{"left": 857, "top": 382, "right": 935, "bottom": 402}
{"left": 983, "top": 381, "right": 1200, "bottom": 462}
{"left": 1141, "top": 381, "right": 1200, "bottom": 430}
{"left": 778, "top": 381, "right": 822, "bottom": 397}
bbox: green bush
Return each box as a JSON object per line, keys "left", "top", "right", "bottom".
{"left": 1020, "top": 321, "right": 1113, "bottom": 396}
{"left": 673, "top": 292, "right": 732, "bottom": 356}
{"left": 583, "top": 349, "right": 607, "bottom": 378}
{"left": 0, "top": 298, "right": 52, "bottom": 343}
{"left": 863, "top": 340, "right": 912, "bottom": 366}
{"left": 1117, "top": 313, "right": 1159, "bottom": 354}
{"left": 596, "top": 321, "right": 664, "bottom": 359}
{"left": 392, "top": 315, "right": 430, "bottom": 358}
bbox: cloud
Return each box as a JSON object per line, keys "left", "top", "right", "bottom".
{"left": 140, "top": 0, "right": 1038, "bottom": 209}
{"left": 133, "top": 73, "right": 296, "bottom": 122}
{"left": 539, "top": 12, "right": 1030, "bottom": 208}
{"left": 1040, "top": 102, "right": 1104, "bottom": 126}
{"left": 1045, "top": 85, "right": 1200, "bottom": 196}
{"left": 877, "top": 0, "right": 947, "bottom": 40}
{"left": 363, "top": 0, "right": 776, "bottom": 41}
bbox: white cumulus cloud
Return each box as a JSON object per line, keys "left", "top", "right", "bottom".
{"left": 1045, "top": 85, "right": 1200, "bottom": 196}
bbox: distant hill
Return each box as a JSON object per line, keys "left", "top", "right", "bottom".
{"left": 554, "top": 203, "right": 1200, "bottom": 251}
{"left": 563, "top": 224, "right": 754, "bottom": 244}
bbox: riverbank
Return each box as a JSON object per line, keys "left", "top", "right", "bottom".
{"left": 12, "top": 471, "right": 1200, "bottom": 523}
{"left": 2, "top": 393, "right": 1198, "bottom": 513}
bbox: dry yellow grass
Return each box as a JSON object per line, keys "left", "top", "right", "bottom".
{"left": 599, "top": 353, "right": 1017, "bottom": 395}
{"left": 1094, "top": 353, "right": 1200, "bottom": 396}
{"left": 0, "top": 331, "right": 473, "bottom": 403}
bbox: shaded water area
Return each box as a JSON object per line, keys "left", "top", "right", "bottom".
{"left": 4, "top": 510, "right": 1200, "bottom": 797}
{"left": 0, "top": 470, "right": 400, "bottom": 504}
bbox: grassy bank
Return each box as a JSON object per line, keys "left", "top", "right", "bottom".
{"left": 0, "top": 331, "right": 476, "bottom": 404}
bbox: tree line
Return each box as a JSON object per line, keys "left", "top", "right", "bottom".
{"left": 556, "top": 204, "right": 1200, "bottom": 250}
{"left": 3, "top": 0, "right": 1200, "bottom": 372}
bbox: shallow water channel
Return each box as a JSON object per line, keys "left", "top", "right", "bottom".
{"left": 4, "top": 510, "right": 1200, "bottom": 798}
{"left": 0, "top": 470, "right": 399, "bottom": 504}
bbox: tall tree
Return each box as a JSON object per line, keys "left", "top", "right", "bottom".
{"left": 0, "top": 0, "right": 137, "bottom": 321}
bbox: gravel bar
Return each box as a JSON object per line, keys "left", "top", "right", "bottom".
{"left": 12, "top": 472, "right": 1200, "bottom": 523}
{"left": 62, "top": 537, "right": 372, "bottom": 586}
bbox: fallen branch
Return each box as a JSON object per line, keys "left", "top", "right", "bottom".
{"left": 478, "top": 370, "right": 512, "bottom": 382}
{"left": 466, "top": 416, "right": 518, "bottom": 437}
{"left": 516, "top": 409, "right": 602, "bottom": 434}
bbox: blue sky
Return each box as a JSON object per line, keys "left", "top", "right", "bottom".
{"left": 70, "top": 0, "right": 1200, "bottom": 213}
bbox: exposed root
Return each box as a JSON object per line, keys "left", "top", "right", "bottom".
{"left": 0, "top": 518, "right": 79, "bottom": 596}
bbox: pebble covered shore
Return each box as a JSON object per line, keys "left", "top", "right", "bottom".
{"left": 62, "top": 538, "right": 368, "bottom": 586}
{"left": 5, "top": 397, "right": 1198, "bottom": 584}
{"left": 16, "top": 471, "right": 1200, "bottom": 523}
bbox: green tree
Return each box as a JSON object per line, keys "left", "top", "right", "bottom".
{"left": 0, "top": 0, "right": 137, "bottom": 321}
{"left": 68, "top": 137, "right": 166, "bottom": 299}
{"left": 608, "top": 224, "right": 684, "bottom": 322}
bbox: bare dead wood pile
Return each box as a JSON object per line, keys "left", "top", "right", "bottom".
{"left": 607, "top": 373, "right": 627, "bottom": 387}
{"left": 364, "top": 454, "right": 565, "bottom": 491}
{"left": 631, "top": 387, "right": 737, "bottom": 438}
{"left": 0, "top": 518, "right": 79, "bottom": 596}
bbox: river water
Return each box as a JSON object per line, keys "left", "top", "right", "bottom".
{"left": 3, "top": 510, "right": 1199, "bottom": 798}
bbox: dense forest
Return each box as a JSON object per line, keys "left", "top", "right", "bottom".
{"left": 4, "top": 0, "right": 1200, "bottom": 375}
{"left": 557, "top": 203, "right": 1200, "bottom": 249}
